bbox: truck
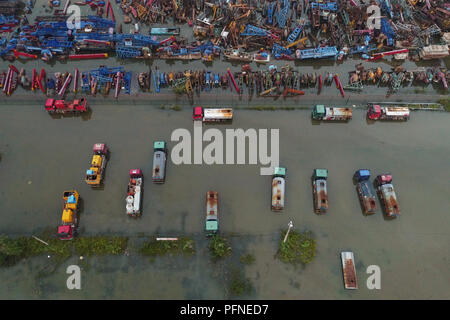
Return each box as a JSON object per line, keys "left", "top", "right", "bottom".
{"left": 367, "top": 104, "right": 410, "bottom": 121}
{"left": 193, "top": 106, "right": 233, "bottom": 122}
{"left": 341, "top": 251, "right": 358, "bottom": 290}
{"left": 312, "top": 168, "right": 329, "bottom": 214}
{"left": 312, "top": 105, "right": 352, "bottom": 121}
{"left": 57, "top": 190, "right": 79, "bottom": 240}
{"left": 126, "top": 169, "right": 143, "bottom": 217}
{"left": 271, "top": 167, "right": 286, "bottom": 211}
{"left": 205, "top": 191, "right": 219, "bottom": 236}
{"left": 45, "top": 98, "right": 88, "bottom": 114}
{"left": 152, "top": 141, "right": 167, "bottom": 183}
{"left": 375, "top": 174, "right": 400, "bottom": 218}
{"left": 85, "top": 143, "right": 108, "bottom": 187}
{"left": 354, "top": 169, "right": 378, "bottom": 215}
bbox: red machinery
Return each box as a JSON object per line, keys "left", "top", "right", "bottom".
{"left": 45, "top": 98, "right": 88, "bottom": 114}
{"left": 367, "top": 49, "right": 409, "bottom": 61}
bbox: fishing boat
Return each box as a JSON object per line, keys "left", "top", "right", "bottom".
{"left": 341, "top": 251, "right": 358, "bottom": 289}
{"left": 126, "top": 169, "right": 143, "bottom": 217}
{"left": 224, "top": 49, "right": 253, "bottom": 62}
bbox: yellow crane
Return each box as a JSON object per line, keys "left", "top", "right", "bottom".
{"left": 285, "top": 37, "right": 308, "bottom": 49}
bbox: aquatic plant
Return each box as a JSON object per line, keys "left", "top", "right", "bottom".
{"left": 228, "top": 269, "right": 253, "bottom": 297}
{"left": 74, "top": 237, "right": 128, "bottom": 256}
{"left": 0, "top": 236, "right": 72, "bottom": 267}
{"left": 277, "top": 230, "right": 316, "bottom": 265}
{"left": 208, "top": 235, "right": 232, "bottom": 261}
{"left": 438, "top": 98, "right": 450, "bottom": 112}
{"left": 138, "top": 237, "right": 195, "bottom": 257}
{"left": 239, "top": 253, "right": 255, "bottom": 265}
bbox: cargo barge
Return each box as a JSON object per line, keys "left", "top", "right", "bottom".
{"left": 85, "top": 143, "right": 108, "bottom": 187}
{"left": 354, "top": 169, "right": 378, "bottom": 215}
{"left": 367, "top": 104, "right": 410, "bottom": 121}
{"left": 152, "top": 141, "right": 167, "bottom": 183}
{"left": 57, "top": 190, "right": 79, "bottom": 240}
{"left": 271, "top": 167, "right": 286, "bottom": 211}
{"left": 375, "top": 174, "right": 400, "bottom": 218}
{"left": 312, "top": 105, "right": 352, "bottom": 121}
{"left": 126, "top": 169, "right": 143, "bottom": 218}
{"left": 205, "top": 191, "right": 219, "bottom": 236}
{"left": 341, "top": 251, "right": 358, "bottom": 290}
{"left": 193, "top": 106, "right": 233, "bottom": 122}
{"left": 312, "top": 168, "right": 328, "bottom": 214}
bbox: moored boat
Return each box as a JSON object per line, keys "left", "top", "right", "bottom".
{"left": 375, "top": 174, "right": 400, "bottom": 218}
{"left": 354, "top": 169, "right": 378, "bottom": 215}
{"left": 312, "top": 169, "right": 328, "bottom": 214}
{"left": 152, "top": 141, "right": 167, "bottom": 183}
{"left": 205, "top": 191, "right": 219, "bottom": 236}
{"left": 57, "top": 190, "right": 79, "bottom": 240}
{"left": 126, "top": 169, "right": 143, "bottom": 217}
{"left": 85, "top": 143, "right": 108, "bottom": 187}
{"left": 341, "top": 251, "right": 358, "bottom": 289}
{"left": 271, "top": 167, "right": 286, "bottom": 211}
{"left": 224, "top": 49, "right": 253, "bottom": 62}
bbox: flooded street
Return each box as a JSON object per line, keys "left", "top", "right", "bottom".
{"left": 0, "top": 104, "right": 449, "bottom": 299}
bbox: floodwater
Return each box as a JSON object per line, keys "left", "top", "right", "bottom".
{"left": 0, "top": 105, "right": 449, "bottom": 299}
{"left": 0, "top": 1, "right": 449, "bottom": 299}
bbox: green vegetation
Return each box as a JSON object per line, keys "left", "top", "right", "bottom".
{"left": 0, "top": 236, "right": 72, "bottom": 267}
{"left": 239, "top": 253, "right": 255, "bottom": 265}
{"left": 1, "top": 235, "right": 198, "bottom": 268}
{"left": 208, "top": 235, "right": 232, "bottom": 261}
{"left": 170, "top": 105, "right": 182, "bottom": 111}
{"left": 228, "top": 269, "right": 253, "bottom": 297}
{"left": 438, "top": 98, "right": 450, "bottom": 112}
{"left": 138, "top": 237, "right": 195, "bottom": 257}
{"left": 414, "top": 88, "right": 426, "bottom": 94}
{"left": 277, "top": 230, "right": 316, "bottom": 265}
{"left": 173, "top": 86, "right": 186, "bottom": 95}
{"left": 74, "top": 237, "right": 128, "bottom": 257}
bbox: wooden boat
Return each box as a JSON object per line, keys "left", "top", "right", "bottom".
{"left": 341, "top": 252, "right": 358, "bottom": 289}
{"left": 224, "top": 49, "right": 252, "bottom": 62}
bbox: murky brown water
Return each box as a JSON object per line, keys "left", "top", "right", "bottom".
{"left": 0, "top": 1, "right": 449, "bottom": 299}
{"left": 0, "top": 105, "right": 449, "bottom": 299}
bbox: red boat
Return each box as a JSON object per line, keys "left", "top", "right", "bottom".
{"left": 45, "top": 98, "right": 88, "bottom": 114}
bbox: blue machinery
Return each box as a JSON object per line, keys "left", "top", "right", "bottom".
{"left": 296, "top": 46, "right": 338, "bottom": 60}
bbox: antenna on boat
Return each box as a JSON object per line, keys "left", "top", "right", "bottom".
{"left": 283, "top": 221, "right": 294, "bottom": 243}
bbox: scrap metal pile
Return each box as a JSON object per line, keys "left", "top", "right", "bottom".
{"left": 0, "top": 0, "right": 448, "bottom": 62}
{"left": 0, "top": 64, "right": 132, "bottom": 98}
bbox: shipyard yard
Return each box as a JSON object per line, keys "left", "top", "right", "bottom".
{"left": 0, "top": 0, "right": 450, "bottom": 302}
{"left": 0, "top": 106, "right": 449, "bottom": 299}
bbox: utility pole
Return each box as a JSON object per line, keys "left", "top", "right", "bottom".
{"left": 283, "top": 221, "right": 294, "bottom": 243}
